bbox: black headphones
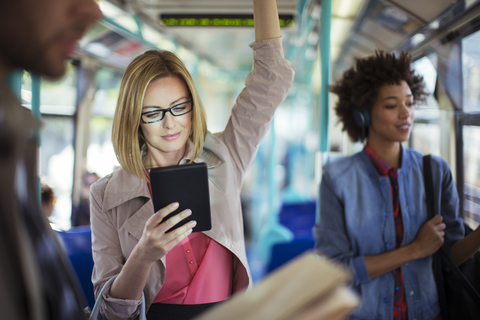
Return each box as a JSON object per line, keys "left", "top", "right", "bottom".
{"left": 350, "top": 90, "right": 370, "bottom": 140}
{"left": 352, "top": 108, "right": 371, "bottom": 128}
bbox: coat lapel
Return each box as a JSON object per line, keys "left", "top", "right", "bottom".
{"left": 102, "top": 168, "right": 153, "bottom": 241}
{"left": 121, "top": 200, "right": 155, "bottom": 241}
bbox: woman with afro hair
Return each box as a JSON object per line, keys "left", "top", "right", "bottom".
{"left": 314, "top": 51, "right": 480, "bottom": 320}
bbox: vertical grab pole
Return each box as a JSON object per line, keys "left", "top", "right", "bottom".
{"left": 6, "top": 69, "right": 22, "bottom": 99}
{"left": 31, "top": 74, "right": 42, "bottom": 201}
{"left": 315, "top": 0, "right": 332, "bottom": 224}
{"left": 259, "top": 119, "right": 293, "bottom": 263}
{"left": 267, "top": 119, "right": 277, "bottom": 223}
{"left": 319, "top": 0, "right": 331, "bottom": 152}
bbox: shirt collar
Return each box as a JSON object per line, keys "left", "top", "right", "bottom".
{"left": 364, "top": 144, "right": 403, "bottom": 177}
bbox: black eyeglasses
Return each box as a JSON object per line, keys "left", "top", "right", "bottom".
{"left": 141, "top": 100, "right": 193, "bottom": 124}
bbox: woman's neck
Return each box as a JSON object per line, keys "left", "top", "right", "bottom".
{"left": 366, "top": 139, "right": 402, "bottom": 168}
{"left": 143, "top": 146, "right": 187, "bottom": 169}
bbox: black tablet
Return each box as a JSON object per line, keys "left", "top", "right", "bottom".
{"left": 149, "top": 162, "right": 212, "bottom": 233}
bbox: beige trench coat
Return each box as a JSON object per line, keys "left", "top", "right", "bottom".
{"left": 90, "top": 37, "right": 294, "bottom": 320}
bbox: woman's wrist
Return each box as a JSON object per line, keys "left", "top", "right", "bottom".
{"left": 109, "top": 245, "right": 156, "bottom": 300}
{"left": 405, "top": 242, "right": 422, "bottom": 261}
{"left": 130, "top": 242, "right": 158, "bottom": 267}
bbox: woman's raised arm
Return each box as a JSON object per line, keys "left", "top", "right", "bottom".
{"left": 253, "top": 0, "right": 282, "bottom": 42}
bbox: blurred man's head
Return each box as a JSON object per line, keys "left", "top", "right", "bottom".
{"left": 0, "top": 0, "right": 102, "bottom": 80}
{"left": 41, "top": 183, "right": 55, "bottom": 217}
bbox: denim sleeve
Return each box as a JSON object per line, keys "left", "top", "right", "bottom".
{"left": 313, "top": 171, "right": 370, "bottom": 285}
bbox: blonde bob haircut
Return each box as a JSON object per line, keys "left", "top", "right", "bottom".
{"left": 112, "top": 49, "right": 207, "bottom": 181}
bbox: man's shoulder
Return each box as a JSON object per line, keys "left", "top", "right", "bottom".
{"left": 0, "top": 84, "right": 40, "bottom": 135}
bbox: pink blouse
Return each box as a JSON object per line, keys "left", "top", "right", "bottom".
{"left": 146, "top": 178, "right": 233, "bottom": 304}
{"left": 152, "top": 232, "right": 233, "bottom": 304}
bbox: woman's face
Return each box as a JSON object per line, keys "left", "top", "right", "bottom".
{"left": 140, "top": 76, "right": 192, "bottom": 164}
{"left": 368, "top": 80, "right": 415, "bottom": 145}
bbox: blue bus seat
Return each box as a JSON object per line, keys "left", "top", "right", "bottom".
{"left": 266, "top": 238, "right": 315, "bottom": 273}
{"left": 56, "top": 226, "right": 95, "bottom": 309}
{"left": 278, "top": 201, "right": 316, "bottom": 239}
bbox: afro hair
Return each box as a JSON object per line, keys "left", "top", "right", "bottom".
{"left": 331, "top": 51, "right": 428, "bottom": 142}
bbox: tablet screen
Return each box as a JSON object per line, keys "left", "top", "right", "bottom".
{"left": 149, "top": 163, "right": 212, "bottom": 233}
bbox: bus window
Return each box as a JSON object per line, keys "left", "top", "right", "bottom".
{"left": 411, "top": 54, "right": 442, "bottom": 157}
{"left": 463, "top": 126, "right": 480, "bottom": 228}
{"left": 87, "top": 67, "right": 121, "bottom": 179}
{"left": 462, "top": 31, "right": 480, "bottom": 228}
{"left": 21, "top": 63, "right": 77, "bottom": 229}
{"left": 87, "top": 117, "right": 118, "bottom": 178}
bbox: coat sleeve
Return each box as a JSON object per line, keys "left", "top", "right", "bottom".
{"left": 313, "top": 170, "right": 370, "bottom": 285}
{"left": 90, "top": 179, "right": 142, "bottom": 320}
{"left": 215, "top": 37, "right": 294, "bottom": 188}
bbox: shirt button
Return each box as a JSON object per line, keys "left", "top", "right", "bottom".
{"left": 190, "top": 261, "right": 193, "bottom": 264}
{"left": 186, "top": 250, "right": 190, "bottom": 253}
{"left": 384, "top": 212, "right": 388, "bottom": 217}
{"left": 383, "top": 298, "right": 388, "bottom": 303}
{"left": 395, "top": 287, "right": 399, "bottom": 291}
{"left": 380, "top": 181, "right": 385, "bottom": 186}
{"left": 405, "top": 205, "right": 409, "bottom": 210}
{"left": 408, "top": 234, "right": 412, "bottom": 239}
{"left": 386, "top": 242, "right": 392, "bottom": 247}
{"left": 400, "top": 174, "right": 404, "bottom": 179}
{"left": 410, "top": 291, "right": 414, "bottom": 295}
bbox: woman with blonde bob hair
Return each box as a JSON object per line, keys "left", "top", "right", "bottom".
{"left": 112, "top": 50, "right": 207, "bottom": 181}
{"left": 90, "top": 0, "right": 294, "bottom": 319}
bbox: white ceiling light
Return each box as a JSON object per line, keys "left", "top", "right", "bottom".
{"left": 333, "top": 0, "right": 364, "bottom": 19}
{"left": 99, "top": 0, "right": 139, "bottom": 35}
{"left": 141, "top": 24, "right": 177, "bottom": 51}
{"left": 331, "top": 18, "right": 354, "bottom": 47}
{"left": 329, "top": 0, "right": 365, "bottom": 63}
{"left": 411, "top": 33, "right": 426, "bottom": 46}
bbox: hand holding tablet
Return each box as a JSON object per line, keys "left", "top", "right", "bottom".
{"left": 149, "top": 163, "right": 212, "bottom": 233}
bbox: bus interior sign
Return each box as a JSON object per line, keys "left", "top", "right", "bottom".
{"left": 160, "top": 14, "right": 295, "bottom": 27}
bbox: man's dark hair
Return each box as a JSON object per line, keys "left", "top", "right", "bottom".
{"left": 41, "top": 183, "right": 54, "bottom": 206}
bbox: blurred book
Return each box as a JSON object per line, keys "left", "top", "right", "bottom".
{"left": 194, "top": 252, "right": 359, "bottom": 320}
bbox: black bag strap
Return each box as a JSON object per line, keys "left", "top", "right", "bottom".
{"left": 423, "top": 155, "right": 480, "bottom": 311}
{"left": 423, "top": 155, "right": 449, "bottom": 319}
{"left": 423, "top": 155, "right": 435, "bottom": 220}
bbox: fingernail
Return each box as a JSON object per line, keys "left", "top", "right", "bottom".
{"left": 172, "top": 202, "right": 179, "bottom": 208}
{"left": 187, "top": 229, "right": 193, "bottom": 234}
{"left": 185, "top": 209, "right": 192, "bottom": 216}
{"left": 190, "top": 220, "right": 197, "bottom": 227}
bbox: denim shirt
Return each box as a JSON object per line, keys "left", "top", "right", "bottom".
{"left": 313, "top": 148, "right": 464, "bottom": 320}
